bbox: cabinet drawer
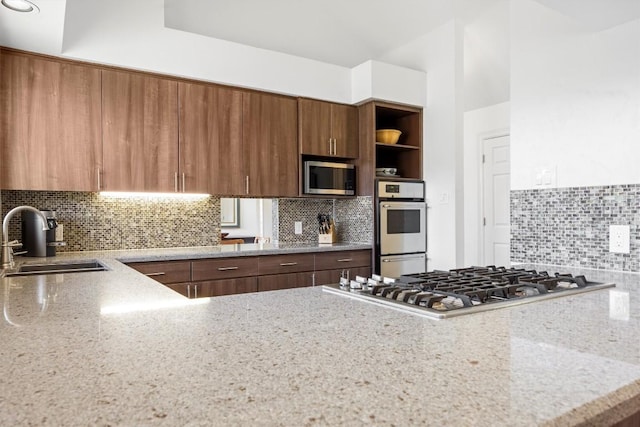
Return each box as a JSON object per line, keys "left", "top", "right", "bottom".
{"left": 258, "top": 253, "right": 315, "bottom": 275}
{"left": 192, "top": 257, "right": 259, "bottom": 281}
{"left": 314, "top": 250, "right": 371, "bottom": 271}
{"left": 127, "top": 261, "right": 191, "bottom": 284}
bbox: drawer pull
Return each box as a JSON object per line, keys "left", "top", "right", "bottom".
{"left": 279, "top": 262, "right": 298, "bottom": 266}
{"left": 145, "top": 272, "right": 166, "bottom": 277}
{"left": 337, "top": 258, "right": 353, "bottom": 262}
{"left": 217, "top": 266, "right": 239, "bottom": 271}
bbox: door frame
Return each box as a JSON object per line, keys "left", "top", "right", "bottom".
{"left": 478, "top": 129, "right": 510, "bottom": 266}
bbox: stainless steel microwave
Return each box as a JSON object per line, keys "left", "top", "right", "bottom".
{"left": 303, "top": 161, "right": 356, "bottom": 196}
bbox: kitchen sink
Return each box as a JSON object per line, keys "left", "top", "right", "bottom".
{"left": 4, "top": 260, "right": 109, "bottom": 277}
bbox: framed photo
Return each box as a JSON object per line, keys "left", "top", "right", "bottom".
{"left": 220, "top": 198, "right": 240, "bottom": 227}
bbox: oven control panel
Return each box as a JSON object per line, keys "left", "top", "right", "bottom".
{"left": 377, "top": 180, "right": 425, "bottom": 200}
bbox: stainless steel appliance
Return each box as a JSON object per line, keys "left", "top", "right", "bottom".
{"left": 323, "top": 266, "right": 615, "bottom": 319}
{"left": 303, "top": 160, "right": 355, "bottom": 196}
{"left": 22, "top": 209, "right": 63, "bottom": 257}
{"left": 376, "top": 180, "right": 426, "bottom": 276}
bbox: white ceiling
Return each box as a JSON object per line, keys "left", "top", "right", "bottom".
{"left": 164, "top": 0, "right": 503, "bottom": 68}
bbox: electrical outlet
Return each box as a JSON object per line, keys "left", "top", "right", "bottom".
{"left": 294, "top": 221, "right": 303, "bottom": 235}
{"left": 609, "top": 225, "right": 630, "bottom": 254}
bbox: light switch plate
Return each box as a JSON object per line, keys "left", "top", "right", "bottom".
{"left": 609, "top": 225, "right": 630, "bottom": 254}
{"left": 294, "top": 221, "right": 303, "bottom": 235}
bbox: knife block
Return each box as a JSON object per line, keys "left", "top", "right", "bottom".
{"left": 318, "top": 225, "right": 336, "bottom": 244}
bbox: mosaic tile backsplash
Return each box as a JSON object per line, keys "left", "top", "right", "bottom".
{"left": 0, "top": 191, "right": 373, "bottom": 252}
{"left": 1, "top": 191, "right": 221, "bottom": 251}
{"left": 273, "top": 197, "right": 373, "bottom": 244}
{"left": 511, "top": 184, "right": 639, "bottom": 272}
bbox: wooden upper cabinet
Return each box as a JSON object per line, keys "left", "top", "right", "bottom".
{"left": 101, "top": 69, "right": 178, "bottom": 192}
{"left": 0, "top": 50, "right": 101, "bottom": 191}
{"left": 298, "top": 98, "right": 358, "bottom": 159}
{"left": 242, "top": 92, "right": 298, "bottom": 197}
{"left": 178, "top": 82, "right": 243, "bottom": 195}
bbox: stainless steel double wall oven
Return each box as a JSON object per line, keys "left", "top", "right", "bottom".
{"left": 375, "top": 180, "right": 427, "bottom": 276}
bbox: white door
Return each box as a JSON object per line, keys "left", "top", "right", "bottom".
{"left": 482, "top": 135, "right": 510, "bottom": 266}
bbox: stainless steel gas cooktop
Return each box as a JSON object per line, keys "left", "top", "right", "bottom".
{"left": 322, "top": 266, "right": 615, "bottom": 319}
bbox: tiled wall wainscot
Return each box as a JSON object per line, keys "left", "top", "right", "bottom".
{"left": 1, "top": 191, "right": 220, "bottom": 251}
{"left": 511, "top": 185, "right": 639, "bottom": 272}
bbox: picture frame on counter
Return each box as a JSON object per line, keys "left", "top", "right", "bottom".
{"left": 220, "top": 198, "right": 240, "bottom": 227}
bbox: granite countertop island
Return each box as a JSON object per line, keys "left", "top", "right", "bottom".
{"left": 1, "top": 247, "right": 639, "bottom": 426}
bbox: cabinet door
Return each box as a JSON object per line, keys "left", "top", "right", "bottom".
{"left": 243, "top": 92, "right": 298, "bottom": 197}
{"left": 331, "top": 104, "right": 358, "bottom": 158}
{"left": 179, "top": 82, "right": 243, "bottom": 194}
{"left": 314, "top": 266, "right": 371, "bottom": 286}
{"left": 196, "top": 277, "right": 258, "bottom": 297}
{"left": 102, "top": 70, "right": 178, "bottom": 192}
{"left": 258, "top": 272, "right": 314, "bottom": 292}
{"left": 298, "top": 98, "right": 332, "bottom": 156}
{"left": 0, "top": 51, "right": 101, "bottom": 191}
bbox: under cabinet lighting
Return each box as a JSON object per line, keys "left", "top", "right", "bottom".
{"left": 99, "top": 191, "right": 210, "bottom": 200}
{"left": 1, "top": 0, "right": 39, "bottom": 13}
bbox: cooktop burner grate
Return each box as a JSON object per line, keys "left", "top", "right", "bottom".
{"left": 322, "top": 265, "right": 615, "bottom": 319}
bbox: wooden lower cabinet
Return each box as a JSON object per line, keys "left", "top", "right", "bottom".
{"left": 258, "top": 272, "right": 314, "bottom": 292}
{"left": 314, "top": 266, "right": 372, "bottom": 286}
{"left": 197, "top": 277, "right": 258, "bottom": 297}
{"left": 127, "top": 249, "right": 372, "bottom": 298}
{"left": 127, "top": 260, "right": 191, "bottom": 284}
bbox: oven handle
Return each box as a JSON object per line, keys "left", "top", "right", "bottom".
{"left": 380, "top": 203, "right": 426, "bottom": 209}
{"left": 382, "top": 255, "right": 426, "bottom": 263}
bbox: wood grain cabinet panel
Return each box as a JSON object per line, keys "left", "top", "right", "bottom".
{"left": 298, "top": 98, "right": 358, "bottom": 159}
{"left": 0, "top": 50, "right": 102, "bottom": 191}
{"left": 257, "top": 253, "right": 315, "bottom": 276}
{"left": 101, "top": 69, "right": 179, "bottom": 192}
{"left": 191, "top": 257, "right": 259, "bottom": 281}
{"left": 242, "top": 92, "right": 298, "bottom": 197}
{"left": 258, "top": 272, "right": 314, "bottom": 292}
{"left": 314, "top": 266, "right": 372, "bottom": 286}
{"left": 314, "top": 250, "right": 371, "bottom": 271}
{"left": 126, "top": 260, "right": 191, "bottom": 284}
{"left": 197, "top": 277, "right": 258, "bottom": 297}
{"left": 178, "top": 82, "right": 244, "bottom": 194}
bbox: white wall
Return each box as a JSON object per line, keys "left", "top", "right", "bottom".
{"left": 61, "top": 0, "right": 352, "bottom": 103}
{"left": 511, "top": 0, "right": 640, "bottom": 190}
{"left": 463, "top": 102, "right": 510, "bottom": 265}
{"left": 380, "top": 21, "right": 465, "bottom": 270}
{"left": 351, "top": 60, "right": 427, "bottom": 107}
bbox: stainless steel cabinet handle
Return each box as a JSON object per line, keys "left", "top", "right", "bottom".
{"left": 383, "top": 256, "right": 425, "bottom": 263}
{"left": 280, "top": 262, "right": 298, "bottom": 266}
{"left": 332, "top": 138, "right": 337, "bottom": 155}
{"left": 245, "top": 176, "right": 249, "bottom": 194}
{"left": 145, "top": 272, "right": 166, "bottom": 277}
{"left": 97, "top": 168, "right": 102, "bottom": 191}
{"left": 194, "top": 284, "right": 198, "bottom": 299}
{"left": 337, "top": 258, "right": 353, "bottom": 262}
{"left": 217, "top": 266, "right": 239, "bottom": 271}
{"left": 174, "top": 172, "right": 179, "bottom": 192}
{"left": 187, "top": 284, "right": 191, "bottom": 299}
{"left": 328, "top": 138, "right": 332, "bottom": 155}
{"left": 182, "top": 173, "right": 186, "bottom": 193}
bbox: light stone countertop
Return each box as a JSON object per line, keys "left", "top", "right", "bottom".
{"left": 1, "top": 251, "right": 639, "bottom": 426}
